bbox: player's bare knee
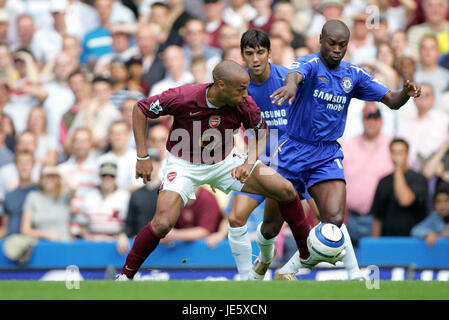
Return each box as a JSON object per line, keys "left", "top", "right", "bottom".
{"left": 278, "top": 180, "right": 296, "bottom": 202}
{"left": 261, "top": 223, "right": 280, "bottom": 239}
{"left": 324, "top": 212, "right": 344, "bottom": 228}
{"left": 152, "top": 215, "right": 176, "bottom": 237}
{"left": 228, "top": 211, "right": 246, "bottom": 228}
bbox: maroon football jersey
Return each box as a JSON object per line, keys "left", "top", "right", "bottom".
{"left": 138, "top": 83, "right": 266, "bottom": 164}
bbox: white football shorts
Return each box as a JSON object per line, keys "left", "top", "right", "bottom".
{"left": 161, "top": 148, "right": 261, "bottom": 205}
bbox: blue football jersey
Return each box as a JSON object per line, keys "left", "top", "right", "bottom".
{"left": 247, "top": 63, "right": 291, "bottom": 163}
{"left": 287, "top": 52, "right": 389, "bottom": 142}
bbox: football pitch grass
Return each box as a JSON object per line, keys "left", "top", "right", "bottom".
{"left": 0, "top": 280, "right": 448, "bottom": 300}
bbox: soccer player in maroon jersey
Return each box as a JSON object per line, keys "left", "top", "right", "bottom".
{"left": 117, "top": 60, "right": 312, "bottom": 280}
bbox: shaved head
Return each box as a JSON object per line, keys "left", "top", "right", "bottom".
{"left": 213, "top": 59, "right": 247, "bottom": 83}
{"left": 321, "top": 20, "right": 350, "bottom": 40}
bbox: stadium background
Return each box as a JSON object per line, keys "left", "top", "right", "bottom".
{"left": 0, "top": 0, "right": 449, "bottom": 284}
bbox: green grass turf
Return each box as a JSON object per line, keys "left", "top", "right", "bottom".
{"left": 0, "top": 280, "right": 448, "bottom": 300}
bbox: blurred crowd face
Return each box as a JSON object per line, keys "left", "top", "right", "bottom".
{"left": 184, "top": 19, "right": 207, "bottom": 49}
{"left": 54, "top": 52, "right": 78, "bottom": 81}
{"left": 109, "top": 121, "right": 130, "bottom": 151}
{"left": 223, "top": 47, "right": 245, "bottom": 66}
{"left": 219, "top": 25, "right": 240, "bottom": 51}
{"left": 0, "top": 44, "right": 11, "bottom": 70}
{"left": 69, "top": 73, "right": 91, "bottom": 101}
{"left": 147, "top": 124, "right": 169, "bottom": 156}
{"left": 204, "top": 1, "right": 224, "bottom": 22}
{"left": 395, "top": 56, "right": 416, "bottom": 81}
{"left": 93, "top": 80, "right": 112, "bottom": 105}
{"left": 17, "top": 15, "right": 35, "bottom": 45}
{"left": 389, "top": 31, "right": 408, "bottom": 57}
{"left": 414, "top": 84, "right": 435, "bottom": 114}
{"left": 63, "top": 36, "right": 82, "bottom": 59}
{"left": 251, "top": 0, "right": 272, "bottom": 12}
{"left": 27, "top": 107, "right": 46, "bottom": 136}
{"left": 362, "top": 105, "right": 383, "bottom": 139}
{"left": 162, "top": 45, "right": 185, "bottom": 74}
{"left": 230, "top": 0, "right": 247, "bottom": 9}
{"left": 72, "top": 129, "right": 93, "bottom": 160}
{"left": 136, "top": 24, "right": 158, "bottom": 56}
{"left": 95, "top": 0, "right": 113, "bottom": 25}
{"left": 321, "top": 4, "right": 343, "bottom": 21}
{"left": 390, "top": 140, "right": 408, "bottom": 167}
{"left": 16, "top": 131, "right": 37, "bottom": 154}
{"left": 120, "top": 99, "right": 135, "bottom": 126}
{"left": 435, "top": 192, "right": 449, "bottom": 217}
{"left": 419, "top": 36, "right": 440, "bottom": 68}
{"left": 150, "top": 4, "right": 170, "bottom": 27}
{"left": 270, "top": 20, "right": 293, "bottom": 44}
{"left": 423, "top": 0, "right": 448, "bottom": 26}
{"left": 273, "top": 2, "right": 295, "bottom": 23}
{"left": 377, "top": 43, "right": 395, "bottom": 67}
{"left": 40, "top": 166, "right": 61, "bottom": 194}
{"left": 16, "top": 152, "right": 34, "bottom": 183}
{"left": 112, "top": 32, "right": 131, "bottom": 53}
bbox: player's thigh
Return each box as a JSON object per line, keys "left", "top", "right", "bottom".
{"left": 241, "top": 163, "right": 295, "bottom": 202}
{"left": 228, "top": 192, "right": 263, "bottom": 228}
{"left": 151, "top": 190, "right": 185, "bottom": 237}
{"left": 308, "top": 179, "right": 346, "bottom": 225}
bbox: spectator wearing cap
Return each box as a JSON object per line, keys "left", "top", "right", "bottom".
{"left": 77, "top": 161, "right": 130, "bottom": 241}
{"left": 396, "top": 83, "right": 449, "bottom": 172}
{"left": 94, "top": 23, "right": 139, "bottom": 75}
{"left": 371, "top": 138, "right": 428, "bottom": 237}
{"left": 21, "top": 165, "right": 76, "bottom": 242}
{"left": 341, "top": 102, "right": 394, "bottom": 247}
{"left": 305, "top": 0, "right": 347, "bottom": 53}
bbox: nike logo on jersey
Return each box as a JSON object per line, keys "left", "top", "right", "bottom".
{"left": 189, "top": 111, "right": 202, "bottom": 116}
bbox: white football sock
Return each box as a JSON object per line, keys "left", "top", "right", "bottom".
{"left": 340, "top": 224, "right": 362, "bottom": 278}
{"left": 278, "top": 250, "right": 301, "bottom": 274}
{"left": 228, "top": 224, "right": 252, "bottom": 280}
{"left": 255, "top": 222, "right": 276, "bottom": 263}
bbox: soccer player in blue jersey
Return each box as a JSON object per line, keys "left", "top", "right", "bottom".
{"left": 228, "top": 28, "right": 364, "bottom": 281}
{"left": 267, "top": 20, "right": 421, "bottom": 276}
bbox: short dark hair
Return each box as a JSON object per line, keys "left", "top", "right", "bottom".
{"left": 390, "top": 138, "right": 409, "bottom": 151}
{"left": 240, "top": 29, "right": 271, "bottom": 53}
{"left": 92, "top": 75, "right": 113, "bottom": 86}
{"left": 434, "top": 181, "right": 449, "bottom": 200}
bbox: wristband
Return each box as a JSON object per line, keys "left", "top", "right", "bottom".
{"left": 137, "top": 154, "right": 150, "bottom": 161}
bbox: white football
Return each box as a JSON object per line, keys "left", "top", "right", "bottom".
{"left": 307, "top": 222, "right": 345, "bottom": 262}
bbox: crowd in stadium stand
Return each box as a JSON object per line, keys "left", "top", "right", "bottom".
{"left": 0, "top": 0, "right": 449, "bottom": 264}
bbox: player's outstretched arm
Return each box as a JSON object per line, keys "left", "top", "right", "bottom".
{"left": 270, "top": 71, "right": 304, "bottom": 106}
{"left": 133, "top": 104, "right": 153, "bottom": 183}
{"left": 381, "top": 80, "right": 421, "bottom": 110}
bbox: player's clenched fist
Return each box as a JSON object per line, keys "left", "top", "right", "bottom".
{"left": 403, "top": 80, "right": 421, "bottom": 98}
{"left": 136, "top": 159, "right": 153, "bottom": 183}
{"left": 232, "top": 162, "right": 253, "bottom": 184}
